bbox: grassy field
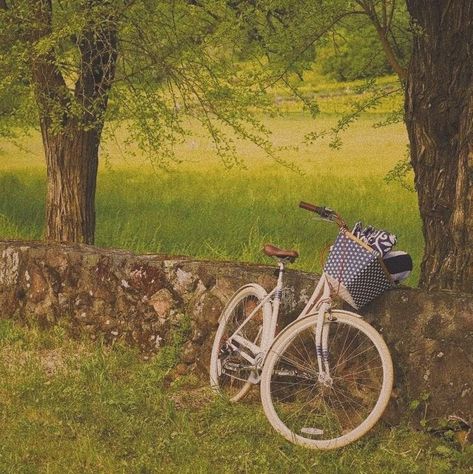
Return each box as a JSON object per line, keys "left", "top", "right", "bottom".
{"left": 0, "top": 109, "right": 422, "bottom": 283}
{"left": 1, "top": 319, "right": 471, "bottom": 474}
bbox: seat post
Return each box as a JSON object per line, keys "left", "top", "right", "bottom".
{"left": 275, "top": 260, "right": 285, "bottom": 300}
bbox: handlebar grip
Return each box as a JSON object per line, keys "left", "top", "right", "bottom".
{"left": 299, "top": 201, "right": 325, "bottom": 216}
{"left": 299, "top": 201, "right": 347, "bottom": 229}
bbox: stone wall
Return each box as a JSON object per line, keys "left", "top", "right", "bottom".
{"left": 1, "top": 240, "right": 472, "bottom": 427}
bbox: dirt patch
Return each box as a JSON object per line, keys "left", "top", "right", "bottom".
{"left": 169, "top": 386, "right": 215, "bottom": 410}
{"left": 39, "top": 349, "right": 65, "bottom": 376}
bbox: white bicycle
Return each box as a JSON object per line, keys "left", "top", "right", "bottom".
{"left": 210, "top": 202, "right": 394, "bottom": 450}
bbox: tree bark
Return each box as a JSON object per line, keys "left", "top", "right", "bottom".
{"left": 405, "top": 1, "right": 473, "bottom": 292}
{"left": 41, "top": 123, "right": 100, "bottom": 243}
{"left": 29, "top": 0, "right": 117, "bottom": 244}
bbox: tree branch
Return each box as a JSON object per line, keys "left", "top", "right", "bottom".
{"left": 29, "top": 0, "right": 71, "bottom": 128}
{"left": 388, "top": 0, "right": 396, "bottom": 28}
{"left": 74, "top": 1, "right": 118, "bottom": 125}
{"left": 381, "top": 0, "right": 388, "bottom": 28}
{"left": 354, "top": 0, "right": 407, "bottom": 80}
{"left": 373, "top": 23, "right": 407, "bottom": 80}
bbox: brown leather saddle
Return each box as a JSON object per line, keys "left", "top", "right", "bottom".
{"left": 263, "top": 244, "right": 299, "bottom": 263}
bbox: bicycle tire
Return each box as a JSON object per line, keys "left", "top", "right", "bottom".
{"left": 260, "top": 310, "right": 393, "bottom": 449}
{"left": 210, "top": 285, "right": 271, "bottom": 402}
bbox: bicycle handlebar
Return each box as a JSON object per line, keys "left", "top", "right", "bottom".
{"left": 299, "top": 201, "right": 326, "bottom": 215}
{"left": 299, "top": 201, "right": 348, "bottom": 229}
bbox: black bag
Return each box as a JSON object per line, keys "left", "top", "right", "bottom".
{"left": 382, "top": 251, "right": 413, "bottom": 283}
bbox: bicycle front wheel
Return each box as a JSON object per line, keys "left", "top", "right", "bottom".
{"left": 260, "top": 311, "right": 393, "bottom": 450}
{"left": 210, "top": 285, "right": 271, "bottom": 402}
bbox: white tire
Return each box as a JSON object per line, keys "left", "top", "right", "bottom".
{"left": 260, "top": 311, "right": 393, "bottom": 449}
{"left": 210, "top": 285, "right": 271, "bottom": 402}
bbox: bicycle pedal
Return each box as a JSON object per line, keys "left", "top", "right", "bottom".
{"left": 248, "top": 371, "right": 261, "bottom": 384}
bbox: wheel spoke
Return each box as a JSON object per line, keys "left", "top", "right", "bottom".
{"left": 261, "top": 312, "right": 393, "bottom": 449}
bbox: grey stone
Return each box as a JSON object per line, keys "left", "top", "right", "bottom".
{"left": 0, "top": 239, "right": 471, "bottom": 426}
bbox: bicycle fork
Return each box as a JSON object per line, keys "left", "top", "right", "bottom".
{"left": 315, "top": 302, "right": 334, "bottom": 387}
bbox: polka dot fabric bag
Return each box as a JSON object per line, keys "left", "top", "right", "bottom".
{"left": 324, "top": 230, "right": 394, "bottom": 309}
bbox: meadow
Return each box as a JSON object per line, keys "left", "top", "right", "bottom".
{"left": 1, "top": 319, "right": 471, "bottom": 474}
{"left": 0, "top": 79, "right": 468, "bottom": 472}
{"left": 0, "top": 96, "right": 422, "bottom": 283}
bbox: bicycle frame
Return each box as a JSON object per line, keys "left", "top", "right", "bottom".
{"left": 214, "top": 203, "right": 394, "bottom": 449}
{"left": 224, "top": 260, "right": 349, "bottom": 384}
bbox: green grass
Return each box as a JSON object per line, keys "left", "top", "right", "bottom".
{"left": 271, "top": 72, "right": 403, "bottom": 114}
{"left": 0, "top": 112, "right": 422, "bottom": 283}
{"left": 0, "top": 319, "right": 471, "bottom": 474}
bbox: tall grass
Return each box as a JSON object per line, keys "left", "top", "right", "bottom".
{"left": 1, "top": 319, "right": 470, "bottom": 473}
{"left": 0, "top": 113, "right": 422, "bottom": 282}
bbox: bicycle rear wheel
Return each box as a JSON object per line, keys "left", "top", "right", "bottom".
{"left": 210, "top": 285, "right": 271, "bottom": 402}
{"left": 260, "top": 311, "right": 393, "bottom": 449}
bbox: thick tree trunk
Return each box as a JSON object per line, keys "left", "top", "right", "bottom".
{"left": 41, "top": 123, "right": 101, "bottom": 244}
{"left": 29, "top": 0, "right": 117, "bottom": 245}
{"left": 405, "top": 1, "right": 473, "bottom": 292}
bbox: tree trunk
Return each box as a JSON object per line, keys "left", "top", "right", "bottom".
{"left": 41, "top": 123, "right": 101, "bottom": 244}
{"left": 28, "top": 0, "right": 117, "bottom": 245}
{"left": 405, "top": 1, "right": 473, "bottom": 292}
